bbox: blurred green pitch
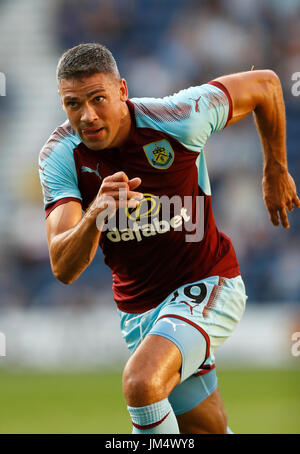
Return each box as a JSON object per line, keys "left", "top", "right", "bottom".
{"left": 0, "top": 368, "right": 299, "bottom": 434}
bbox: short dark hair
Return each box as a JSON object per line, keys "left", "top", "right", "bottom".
{"left": 56, "top": 43, "right": 120, "bottom": 82}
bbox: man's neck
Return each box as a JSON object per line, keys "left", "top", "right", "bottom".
{"left": 109, "top": 102, "right": 132, "bottom": 149}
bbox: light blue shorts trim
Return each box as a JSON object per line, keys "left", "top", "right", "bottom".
{"left": 169, "top": 368, "right": 218, "bottom": 415}
{"left": 149, "top": 314, "right": 210, "bottom": 382}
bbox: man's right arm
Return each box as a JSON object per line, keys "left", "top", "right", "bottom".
{"left": 46, "top": 172, "right": 142, "bottom": 284}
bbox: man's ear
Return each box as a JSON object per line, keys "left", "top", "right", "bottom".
{"left": 119, "top": 78, "right": 128, "bottom": 102}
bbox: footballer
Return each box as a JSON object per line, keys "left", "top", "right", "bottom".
{"left": 39, "top": 43, "right": 300, "bottom": 434}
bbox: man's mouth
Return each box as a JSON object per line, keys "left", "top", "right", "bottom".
{"left": 81, "top": 126, "right": 105, "bottom": 138}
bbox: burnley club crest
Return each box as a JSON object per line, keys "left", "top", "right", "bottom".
{"left": 143, "top": 139, "right": 175, "bottom": 170}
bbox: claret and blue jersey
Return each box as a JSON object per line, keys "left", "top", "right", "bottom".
{"left": 39, "top": 81, "right": 240, "bottom": 313}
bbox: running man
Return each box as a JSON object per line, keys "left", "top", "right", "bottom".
{"left": 39, "top": 43, "right": 300, "bottom": 434}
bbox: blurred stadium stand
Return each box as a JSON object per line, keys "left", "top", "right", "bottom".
{"left": 0, "top": 0, "right": 299, "bottom": 369}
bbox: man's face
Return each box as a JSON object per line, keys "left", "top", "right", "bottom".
{"left": 59, "top": 73, "right": 129, "bottom": 150}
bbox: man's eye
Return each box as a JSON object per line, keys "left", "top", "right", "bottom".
{"left": 67, "top": 101, "right": 78, "bottom": 108}
{"left": 94, "top": 96, "right": 104, "bottom": 103}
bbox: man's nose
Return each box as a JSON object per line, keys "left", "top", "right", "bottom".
{"left": 81, "top": 103, "right": 99, "bottom": 124}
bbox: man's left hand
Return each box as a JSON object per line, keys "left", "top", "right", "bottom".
{"left": 262, "top": 170, "right": 300, "bottom": 228}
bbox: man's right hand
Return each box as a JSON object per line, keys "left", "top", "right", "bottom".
{"left": 94, "top": 171, "right": 143, "bottom": 224}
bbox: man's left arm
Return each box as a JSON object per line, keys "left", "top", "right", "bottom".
{"left": 214, "top": 69, "right": 300, "bottom": 228}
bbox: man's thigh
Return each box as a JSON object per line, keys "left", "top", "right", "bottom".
{"left": 167, "top": 367, "right": 227, "bottom": 433}
{"left": 122, "top": 333, "right": 182, "bottom": 406}
{"left": 168, "top": 367, "right": 218, "bottom": 415}
{"left": 176, "top": 388, "right": 227, "bottom": 434}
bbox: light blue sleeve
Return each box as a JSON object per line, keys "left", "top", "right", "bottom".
{"left": 38, "top": 124, "right": 82, "bottom": 210}
{"left": 131, "top": 83, "right": 231, "bottom": 153}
